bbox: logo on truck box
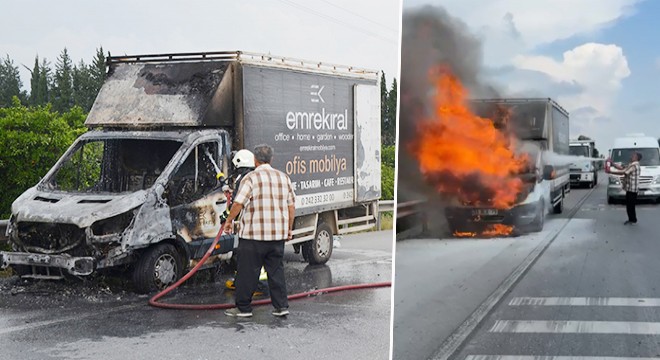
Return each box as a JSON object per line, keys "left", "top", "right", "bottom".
{"left": 310, "top": 84, "right": 325, "bottom": 103}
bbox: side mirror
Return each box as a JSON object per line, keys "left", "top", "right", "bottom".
{"left": 543, "top": 165, "right": 555, "bottom": 180}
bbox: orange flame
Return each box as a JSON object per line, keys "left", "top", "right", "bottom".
{"left": 482, "top": 224, "right": 514, "bottom": 237}
{"left": 409, "top": 67, "right": 528, "bottom": 210}
{"left": 453, "top": 224, "right": 514, "bottom": 238}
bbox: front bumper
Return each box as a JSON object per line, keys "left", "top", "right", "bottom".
{"left": 0, "top": 251, "right": 95, "bottom": 276}
{"left": 445, "top": 202, "right": 540, "bottom": 231}
{"left": 607, "top": 184, "right": 660, "bottom": 199}
{"left": 570, "top": 171, "right": 594, "bottom": 184}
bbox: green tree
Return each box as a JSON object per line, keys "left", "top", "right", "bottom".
{"left": 384, "top": 78, "right": 397, "bottom": 146}
{"left": 73, "top": 60, "right": 96, "bottom": 111}
{"left": 380, "top": 72, "right": 389, "bottom": 144}
{"left": 29, "top": 55, "right": 50, "bottom": 106}
{"left": 39, "top": 58, "right": 52, "bottom": 104}
{"left": 0, "top": 55, "right": 27, "bottom": 107}
{"left": 52, "top": 48, "right": 74, "bottom": 112}
{"left": 0, "top": 98, "right": 87, "bottom": 217}
{"left": 90, "top": 47, "right": 106, "bottom": 93}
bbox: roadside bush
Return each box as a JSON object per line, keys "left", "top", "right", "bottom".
{"left": 381, "top": 145, "right": 395, "bottom": 200}
{"left": 0, "top": 98, "right": 86, "bottom": 217}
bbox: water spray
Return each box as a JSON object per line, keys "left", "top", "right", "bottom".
{"left": 203, "top": 147, "right": 222, "bottom": 175}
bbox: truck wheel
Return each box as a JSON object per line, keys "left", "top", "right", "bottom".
{"left": 607, "top": 196, "right": 615, "bottom": 205}
{"left": 553, "top": 190, "right": 564, "bottom": 214}
{"left": 302, "top": 223, "right": 333, "bottom": 265}
{"left": 532, "top": 201, "right": 545, "bottom": 232}
{"left": 132, "top": 243, "right": 184, "bottom": 294}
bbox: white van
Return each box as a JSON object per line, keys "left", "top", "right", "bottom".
{"left": 607, "top": 133, "right": 660, "bottom": 204}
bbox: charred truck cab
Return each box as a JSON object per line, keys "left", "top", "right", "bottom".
{"left": 445, "top": 98, "right": 570, "bottom": 235}
{"left": 1, "top": 52, "right": 382, "bottom": 293}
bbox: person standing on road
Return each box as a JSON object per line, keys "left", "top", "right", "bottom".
{"left": 223, "top": 144, "right": 296, "bottom": 318}
{"left": 610, "top": 151, "right": 641, "bottom": 225}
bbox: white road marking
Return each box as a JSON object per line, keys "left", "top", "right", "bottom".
{"left": 490, "top": 320, "right": 660, "bottom": 334}
{"left": 466, "top": 356, "right": 660, "bottom": 360}
{"left": 509, "top": 297, "right": 660, "bottom": 307}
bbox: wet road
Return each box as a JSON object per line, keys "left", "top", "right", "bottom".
{"left": 0, "top": 231, "right": 392, "bottom": 360}
{"left": 393, "top": 180, "right": 598, "bottom": 360}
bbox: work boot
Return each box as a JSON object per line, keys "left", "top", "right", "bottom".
{"left": 225, "top": 267, "right": 269, "bottom": 296}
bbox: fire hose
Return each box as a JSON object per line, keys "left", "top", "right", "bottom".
{"left": 149, "top": 227, "right": 392, "bottom": 310}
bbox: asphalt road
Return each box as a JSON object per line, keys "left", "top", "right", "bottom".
{"left": 0, "top": 231, "right": 393, "bottom": 360}
{"left": 448, "top": 177, "right": 660, "bottom": 359}
{"left": 393, "top": 178, "right": 606, "bottom": 360}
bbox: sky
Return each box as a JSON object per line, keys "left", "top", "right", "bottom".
{"left": 0, "top": 0, "right": 401, "bottom": 88}
{"left": 404, "top": 0, "right": 659, "bottom": 154}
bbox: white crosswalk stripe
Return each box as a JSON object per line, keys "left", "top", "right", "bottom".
{"left": 489, "top": 320, "right": 660, "bottom": 334}
{"left": 466, "top": 356, "right": 660, "bottom": 360}
{"left": 464, "top": 297, "right": 660, "bottom": 359}
{"left": 509, "top": 297, "right": 660, "bottom": 307}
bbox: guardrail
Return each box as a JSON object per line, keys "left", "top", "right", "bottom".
{"left": 395, "top": 200, "right": 427, "bottom": 240}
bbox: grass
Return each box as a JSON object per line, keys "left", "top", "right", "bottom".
{"left": 378, "top": 212, "right": 393, "bottom": 231}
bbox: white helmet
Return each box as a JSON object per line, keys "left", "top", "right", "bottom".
{"left": 232, "top": 149, "right": 255, "bottom": 169}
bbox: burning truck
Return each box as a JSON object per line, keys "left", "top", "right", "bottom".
{"left": 409, "top": 69, "right": 570, "bottom": 237}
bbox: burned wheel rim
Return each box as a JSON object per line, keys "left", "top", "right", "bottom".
{"left": 154, "top": 254, "right": 177, "bottom": 288}
{"left": 316, "top": 229, "right": 331, "bottom": 257}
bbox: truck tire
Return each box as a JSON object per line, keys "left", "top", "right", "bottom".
{"left": 531, "top": 200, "right": 545, "bottom": 233}
{"left": 302, "top": 223, "right": 333, "bottom": 265}
{"left": 132, "top": 243, "right": 184, "bottom": 294}
{"left": 553, "top": 190, "right": 564, "bottom": 214}
{"left": 607, "top": 196, "right": 615, "bottom": 205}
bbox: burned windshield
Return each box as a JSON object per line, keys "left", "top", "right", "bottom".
{"left": 611, "top": 148, "right": 660, "bottom": 166}
{"left": 570, "top": 146, "right": 590, "bottom": 157}
{"left": 44, "top": 138, "right": 182, "bottom": 193}
{"left": 468, "top": 101, "right": 547, "bottom": 140}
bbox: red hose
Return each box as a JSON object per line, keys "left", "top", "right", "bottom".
{"left": 149, "top": 228, "right": 392, "bottom": 310}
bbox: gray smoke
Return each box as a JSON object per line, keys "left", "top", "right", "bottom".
{"left": 397, "top": 5, "right": 498, "bottom": 238}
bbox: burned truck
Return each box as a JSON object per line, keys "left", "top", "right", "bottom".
{"left": 1, "top": 52, "right": 382, "bottom": 292}
{"left": 445, "top": 98, "right": 570, "bottom": 235}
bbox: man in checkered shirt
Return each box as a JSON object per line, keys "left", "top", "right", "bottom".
{"left": 223, "top": 144, "right": 296, "bottom": 318}
{"left": 610, "top": 151, "right": 641, "bottom": 225}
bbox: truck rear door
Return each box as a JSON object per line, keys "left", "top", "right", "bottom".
{"left": 354, "top": 84, "right": 381, "bottom": 202}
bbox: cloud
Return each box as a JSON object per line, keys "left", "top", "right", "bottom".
{"left": 512, "top": 43, "right": 630, "bottom": 114}
{"left": 405, "top": 0, "right": 642, "bottom": 65}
